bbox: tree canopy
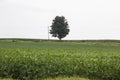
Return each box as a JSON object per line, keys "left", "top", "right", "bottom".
{"left": 50, "top": 16, "right": 70, "bottom": 40}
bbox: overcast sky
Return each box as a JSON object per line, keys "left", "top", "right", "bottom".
{"left": 0, "top": 0, "right": 120, "bottom": 40}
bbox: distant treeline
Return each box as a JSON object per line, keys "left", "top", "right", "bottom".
{"left": 0, "top": 38, "right": 120, "bottom": 43}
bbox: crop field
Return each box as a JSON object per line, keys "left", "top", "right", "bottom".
{"left": 0, "top": 40, "right": 120, "bottom": 80}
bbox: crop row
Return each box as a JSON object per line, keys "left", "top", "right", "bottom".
{"left": 0, "top": 47, "right": 120, "bottom": 80}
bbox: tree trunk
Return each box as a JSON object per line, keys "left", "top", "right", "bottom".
{"left": 59, "top": 38, "right": 61, "bottom": 40}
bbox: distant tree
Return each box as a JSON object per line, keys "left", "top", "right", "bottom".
{"left": 50, "top": 16, "right": 70, "bottom": 40}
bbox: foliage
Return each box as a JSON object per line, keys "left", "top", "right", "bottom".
{"left": 46, "top": 77, "right": 89, "bottom": 80}
{"left": 50, "top": 16, "right": 70, "bottom": 40}
{"left": 0, "top": 41, "right": 120, "bottom": 80}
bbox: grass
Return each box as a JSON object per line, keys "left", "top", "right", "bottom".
{"left": 46, "top": 77, "right": 89, "bottom": 80}
{"left": 0, "top": 79, "right": 14, "bottom": 80}
{"left": 0, "top": 40, "right": 120, "bottom": 80}
{"left": 0, "top": 77, "right": 89, "bottom": 80}
{"left": 0, "top": 76, "right": 89, "bottom": 80}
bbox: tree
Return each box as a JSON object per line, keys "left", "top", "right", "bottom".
{"left": 50, "top": 16, "right": 70, "bottom": 40}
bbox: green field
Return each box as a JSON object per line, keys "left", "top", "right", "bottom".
{"left": 0, "top": 40, "right": 120, "bottom": 80}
